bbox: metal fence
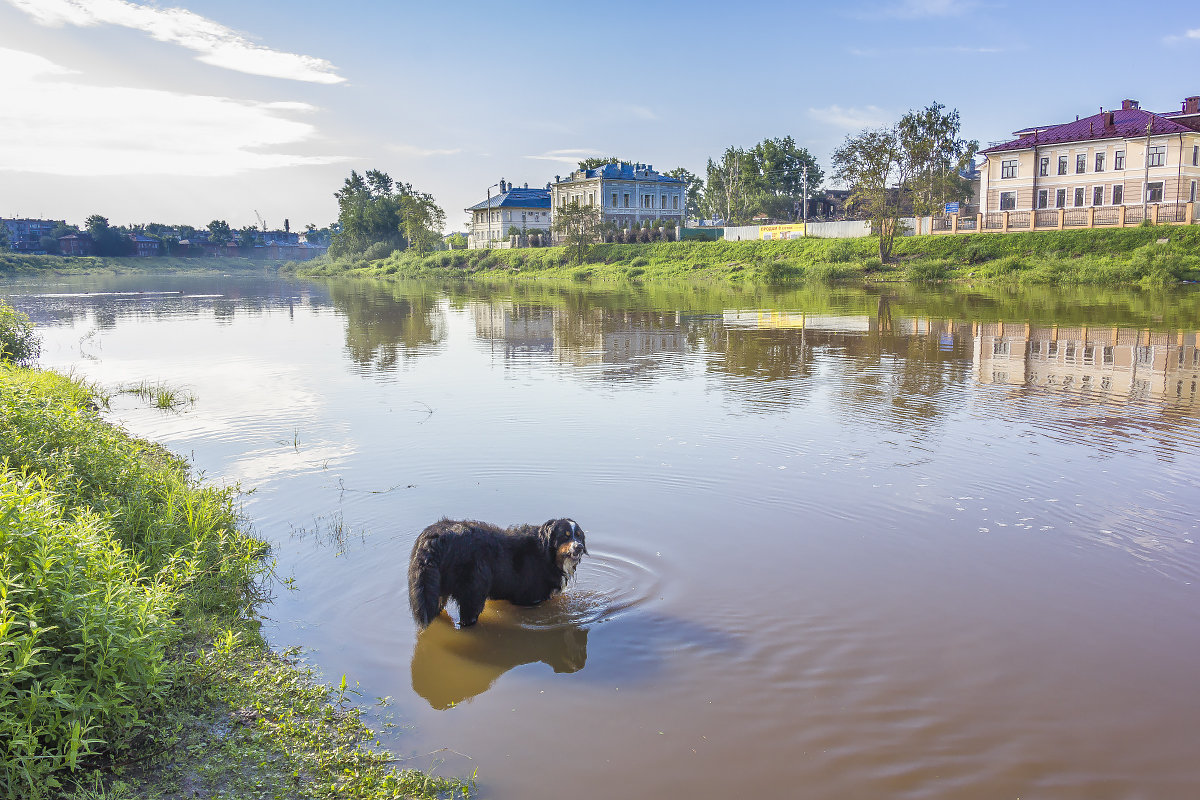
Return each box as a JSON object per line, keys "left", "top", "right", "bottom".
{"left": 984, "top": 213, "right": 1004, "bottom": 230}
{"left": 1035, "top": 210, "right": 1059, "bottom": 228}
{"left": 931, "top": 215, "right": 953, "bottom": 232}
{"left": 1159, "top": 203, "right": 1187, "bottom": 223}
{"left": 1093, "top": 207, "right": 1120, "bottom": 226}
{"left": 1009, "top": 211, "right": 1030, "bottom": 229}
{"left": 1063, "top": 209, "right": 1089, "bottom": 227}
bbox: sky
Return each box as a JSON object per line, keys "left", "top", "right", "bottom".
{"left": 2, "top": 0, "right": 1199, "bottom": 233}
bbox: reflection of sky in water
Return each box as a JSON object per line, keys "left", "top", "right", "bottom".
{"left": 6, "top": 275, "right": 1200, "bottom": 799}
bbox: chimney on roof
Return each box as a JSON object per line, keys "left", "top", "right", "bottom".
{"left": 1184, "top": 96, "right": 1200, "bottom": 114}
{"left": 1121, "top": 99, "right": 1139, "bottom": 110}
{"left": 524, "top": 182, "right": 528, "bottom": 189}
{"left": 1104, "top": 111, "right": 1115, "bottom": 127}
{"left": 500, "top": 179, "right": 507, "bottom": 193}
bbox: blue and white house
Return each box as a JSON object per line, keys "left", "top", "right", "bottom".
{"left": 465, "top": 180, "right": 552, "bottom": 249}
{"left": 550, "top": 162, "right": 685, "bottom": 230}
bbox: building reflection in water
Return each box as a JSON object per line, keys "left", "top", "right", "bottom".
{"left": 975, "top": 323, "right": 1200, "bottom": 407}
{"left": 470, "top": 298, "right": 1200, "bottom": 414}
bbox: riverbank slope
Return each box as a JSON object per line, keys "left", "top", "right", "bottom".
{"left": 0, "top": 304, "right": 469, "bottom": 799}
{"left": 291, "top": 225, "right": 1200, "bottom": 288}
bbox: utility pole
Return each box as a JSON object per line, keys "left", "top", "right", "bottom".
{"left": 802, "top": 169, "right": 808, "bottom": 224}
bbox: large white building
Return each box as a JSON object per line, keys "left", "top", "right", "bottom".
{"left": 550, "top": 162, "right": 685, "bottom": 229}
{"left": 979, "top": 97, "right": 1200, "bottom": 218}
{"left": 465, "top": 180, "right": 552, "bottom": 249}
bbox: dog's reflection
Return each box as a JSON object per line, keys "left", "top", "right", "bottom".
{"left": 410, "top": 603, "right": 588, "bottom": 710}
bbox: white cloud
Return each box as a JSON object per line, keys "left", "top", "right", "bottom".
{"left": 389, "top": 143, "right": 463, "bottom": 158}
{"left": 5, "top": 0, "right": 345, "bottom": 84}
{"left": 1185, "top": 28, "right": 1200, "bottom": 39}
{"left": 807, "top": 105, "right": 890, "bottom": 130}
{"left": 523, "top": 148, "right": 603, "bottom": 164}
{"left": 0, "top": 48, "right": 347, "bottom": 177}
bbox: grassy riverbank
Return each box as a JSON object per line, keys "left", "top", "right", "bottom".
{"left": 0, "top": 305, "right": 469, "bottom": 799}
{"left": 0, "top": 254, "right": 283, "bottom": 275}
{"left": 292, "top": 225, "right": 1200, "bottom": 288}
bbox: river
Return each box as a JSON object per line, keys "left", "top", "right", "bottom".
{"left": 6, "top": 271, "right": 1200, "bottom": 799}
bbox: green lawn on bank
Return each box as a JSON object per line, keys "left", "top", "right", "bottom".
{"left": 291, "top": 225, "right": 1200, "bottom": 288}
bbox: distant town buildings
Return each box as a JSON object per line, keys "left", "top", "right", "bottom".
{"left": 465, "top": 180, "right": 551, "bottom": 249}
{"left": 2, "top": 218, "right": 64, "bottom": 253}
{"left": 2, "top": 217, "right": 326, "bottom": 259}
{"left": 979, "top": 97, "right": 1200, "bottom": 217}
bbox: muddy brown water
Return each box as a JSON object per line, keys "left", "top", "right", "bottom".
{"left": 7, "top": 274, "right": 1200, "bottom": 799}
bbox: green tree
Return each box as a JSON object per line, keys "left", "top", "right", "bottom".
{"left": 552, "top": 200, "right": 602, "bottom": 264}
{"left": 833, "top": 103, "right": 974, "bottom": 262}
{"left": 704, "top": 147, "right": 753, "bottom": 224}
{"left": 85, "top": 214, "right": 131, "bottom": 256}
{"left": 238, "top": 226, "right": 259, "bottom": 253}
{"left": 897, "top": 102, "right": 978, "bottom": 217}
{"left": 0, "top": 222, "right": 9, "bottom": 250}
{"left": 745, "top": 136, "right": 824, "bottom": 220}
{"left": 577, "top": 156, "right": 625, "bottom": 171}
{"left": 832, "top": 126, "right": 913, "bottom": 263}
{"left": 666, "top": 167, "right": 704, "bottom": 218}
{"left": 207, "top": 220, "right": 233, "bottom": 245}
{"left": 329, "top": 169, "right": 444, "bottom": 258}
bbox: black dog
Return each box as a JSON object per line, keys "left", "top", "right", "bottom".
{"left": 408, "top": 518, "right": 587, "bottom": 628}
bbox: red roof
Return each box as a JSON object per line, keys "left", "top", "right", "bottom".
{"left": 982, "top": 108, "right": 1197, "bottom": 154}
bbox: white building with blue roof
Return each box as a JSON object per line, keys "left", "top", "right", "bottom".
{"left": 550, "top": 162, "right": 685, "bottom": 230}
{"left": 465, "top": 179, "right": 551, "bottom": 249}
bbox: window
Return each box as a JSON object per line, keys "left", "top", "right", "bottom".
{"left": 1146, "top": 181, "right": 1164, "bottom": 203}
{"left": 1037, "top": 189, "right": 1049, "bottom": 208}
{"left": 1147, "top": 145, "right": 1166, "bottom": 167}
{"left": 1000, "top": 191, "right": 1016, "bottom": 210}
{"left": 642, "top": 195, "right": 651, "bottom": 209}
{"left": 1193, "top": 145, "right": 1199, "bottom": 166}
{"left": 623, "top": 193, "right": 630, "bottom": 207}
{"left": 1074, "top": 187, "right": 1085, "bottom": 207}
{"left": 1055, "top": 188, "right": 1066, "bottom": 208}
{"left": 1095, "top": 153, "right": 1105, "bottom": 172}
{"left": 1039, "top": 157, "right": 1050, "bottom": 176}
{"left": 661, "top": 193, "right": 667, "bottom": 208}
{"left": 1115, "top": 150, "right": 1125, "bottom": 170}
{"left": 1093, "top": 186, "right": 1104, "bottom": 206}
{"left": 1057, "top": 156, "right": 1068, "bottom": 175}
{"left": 1001, "top": 159, "right": 1018, "bottom": 178}
{"left": 1076, "top": 153, "right": 1086, "bottom": 174}
{"left": 673, "top": 196, "right": 679, "bottom": 210}
{"left": 1191, "top": 181, "right": 1197, "bottom": 203}
{"left": 611, "top": 193, "right": 618, "bottom": 207}
{"left": 1113, "top": 185, "right": 1123, "bottom": 204}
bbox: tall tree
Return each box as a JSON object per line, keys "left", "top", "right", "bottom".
{"left": 744, "top": 137, "right": 824, "bottom": 220}
{"left": 666, "top": 167, "right": 704, "bottom": 218}
{"left": 207, "top": 220, "right": 233, "bottom": 244}
{"left": 330, "top": 169, "right": 444, "bottom": 258}
{"left": 552, "top": 200, "right": 602, "bottom": 265}
{"left": 832, "top": 126, "right": 912, "bottom": 263}
{"left": 85, "top": 214, "right": 131, "bottom": 256}
{"left": 704, "top": 147, "right": 752, "bottom": 224}
{"left": 833, "top": 103, "right": 973, "bottom": 261}
{"left": 897, "top": 103, "right": 978, "bottom": 217}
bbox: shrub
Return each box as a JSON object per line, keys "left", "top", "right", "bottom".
{"left": 906, "top": 259, "right": 952, "bottom": 282}
{"left": 826, "top": 239, "right": 858, "bottom": 263}
{"left": 0, "top": 301, "right": 40, "bottom": 366}
{"left": 361, "top": 241, "right": 397, "bottom": 261}
{"left": 630, "top": 256, "right": 650, "bottom": 268}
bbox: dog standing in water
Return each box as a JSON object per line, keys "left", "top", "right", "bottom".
{"left": 408, "top": 518, "right": 587, "bottom": 628}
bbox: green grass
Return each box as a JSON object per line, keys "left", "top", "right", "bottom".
{"left": 116, "top": 380, "right": 196, "bottom": 410}
{"left": 0, "top": 254, "right": 286, "bottom": 275}
{"left": 286, "top": 224, "right": 1200, "bottom": 288}
{"left": 0, "top": 302, "right": 470, "bottom": 799}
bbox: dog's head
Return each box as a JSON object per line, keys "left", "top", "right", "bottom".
{"left": 540, "top": 518, "right": 587, "bottom": 582}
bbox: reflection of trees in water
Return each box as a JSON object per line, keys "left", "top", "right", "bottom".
{"left": 327, "top": 281, "right": 446, "bottom": 372}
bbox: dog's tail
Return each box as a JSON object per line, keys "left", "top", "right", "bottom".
{"left": 408, "top": 534, "right": 443, "bottom": 629}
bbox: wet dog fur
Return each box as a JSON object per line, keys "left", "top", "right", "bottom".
{"left": 408, "top": 518, "right": 587, "bottom": 628}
